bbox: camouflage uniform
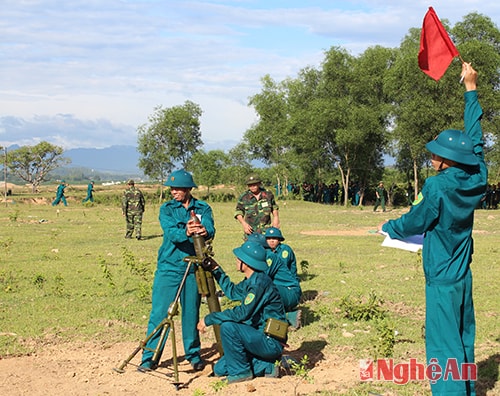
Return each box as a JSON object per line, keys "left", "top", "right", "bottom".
{"left": 122, "top": 181, "right": 145, "bottom": 239}
{"left": 234, "top": 187, "right": 279, "bottom": 235}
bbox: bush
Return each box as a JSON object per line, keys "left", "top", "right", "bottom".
{"left": 338, "top": 291, "right": 386, "bottom": 321}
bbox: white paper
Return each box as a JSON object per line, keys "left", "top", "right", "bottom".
{"left": 379, "top": 231, "right": 423, "bottom": 252}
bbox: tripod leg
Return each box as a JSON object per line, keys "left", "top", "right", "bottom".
{"left": 113, "top": 318, "right": 172, "bottom": 373}
{"left": 113, "top": 343, "right": 144, "bottom": 373}
{"left": 170, "top": 318, "right": 181, "bottom": 388}
{"left": 151, "top": 320, "right": 171, "bottom": 365}
{"left": 113, "top": 260, "right": 192, "bottom": 374}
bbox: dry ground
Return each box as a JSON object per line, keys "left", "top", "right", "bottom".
{"left": 0, "top": 337, "right": 365, "bottom": 396}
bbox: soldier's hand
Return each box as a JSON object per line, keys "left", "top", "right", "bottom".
{"left": 242, "top": 222, "right": 253, "bottom": 235}
{"left": 197, "top": 318, "right": 207, "bottom": 333}
{"left": 201, "top": 257, "right": 219, "bottom": 272}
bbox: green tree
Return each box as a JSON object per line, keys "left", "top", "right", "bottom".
{"left": 137, "top": 101, "right": 203, "bottom": 189}
{"left": 188, "top": 149, "right": 229, "bottom": 194}
{"left": 246, "top": 46, "right": 392, "bottom": 205}
{"left": 289, "top": 46, "right": 391, "bottom": 205}
{"left": 452, "top": 12, "right": 500, "bottom": 182}
{"left": 223, "top": 143, "right": 253, "bottom": 186}
{"left": 247, "top": 75, "right": 296, "bottom": 192}
{"left": 6, "top": 142, "right": 70, "bottom": 193}
{"left": 386, "top": 13, "right": 500, "bottom": 194}
{"left": 332, "top": 45, "right": 393, "bottom": 204}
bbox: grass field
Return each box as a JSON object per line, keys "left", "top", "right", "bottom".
{"left": 0, "top": 186, "right": 499, "bottom": 395}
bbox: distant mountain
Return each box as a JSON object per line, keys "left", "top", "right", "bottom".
{"left": 66, "top": 145, "right": 140, "bottom": 173}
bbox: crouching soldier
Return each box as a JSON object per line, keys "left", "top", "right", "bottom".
{"left": 263, "top": 228, "right": 302, "bottom": 329}
{"left": 197, "top": 241, "right": 287, "bottom": 383}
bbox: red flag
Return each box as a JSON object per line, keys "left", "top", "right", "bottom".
{"left": 418, "top": 7, "right": 459, "bottom": 81}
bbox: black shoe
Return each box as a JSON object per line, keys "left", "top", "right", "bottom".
{"left": 137, "top": 359, "right": 157, "bottom": 372}
{"left": 191, "top": 360, "right": 205, "bottom": 371}
{"left": 136, "top": 236, "right": 142, "bottom": 240}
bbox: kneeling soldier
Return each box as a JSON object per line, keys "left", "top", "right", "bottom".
{"left": 197, "top": 241, "right": 287, "bottom": 383}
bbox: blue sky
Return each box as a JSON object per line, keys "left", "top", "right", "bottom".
{"left": 1, "top": 1, "right": 498, "bottom": 151}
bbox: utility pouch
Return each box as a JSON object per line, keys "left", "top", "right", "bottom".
{"left": 264, "top": 318, "right": 288, "bottom": 342}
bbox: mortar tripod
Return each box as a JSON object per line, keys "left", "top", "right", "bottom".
{"left": 113, "top": 258, "right": 194, "bottom": 390}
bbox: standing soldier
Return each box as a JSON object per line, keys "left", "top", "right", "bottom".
{"left": 406, "top": 182, "right": 414, "bottom": 206}
{"left": 122, "top": 179, "right": 145, "bottom": 240}
{"left": 139, "top": 169, "right": 215, "bottom": 372}
{"left": 235, "top": 174, "right": 280, "bottom": 239}
{"left": 373, "top": 181, "right": 386, "bottom": 212}
{"left": 378, "top": 63, "right": 486, "bottom": 395}
{"left": 82, "top": 181, "right": 95, "bottom": 203}
{"left": 52, "top": 180, "right": 68, "bottom": 206}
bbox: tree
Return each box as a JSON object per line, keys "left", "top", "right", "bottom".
{"left": 247, "top": 75, "right": 296, "bottom": 192}
{"left": 453, "top": 13, "right": 500, "bottom": 182}
{"left": 188, "top": 149, "right": 229, "bottom": 194}
{"left": 245, "top": 46, "right": 392, "bottom": 205}
{"left": 386, "top": 13, "right": 500, "bottom": 195}
{"left": 6, "top": 141, "right": 70, "bottom": 193}
{"left": 137, "top": 100, "right": 203, "bottom": 189}
{"left": 288, "top": 46, "right": 392, "bottom": 205}
{"left": 225, "top": 143, "right": 254, "bottom": 185}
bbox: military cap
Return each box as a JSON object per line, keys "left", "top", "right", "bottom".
{"left": 264, "top": 227, "right": 285, "bottom": 241}
{"left": 245, "top": 174, "right": 261, "bottom": 185}
{"left": 164, "top": 169, "right": 197, "bottom": 188}
{"left": 233, "top": 241, "right": 268, "bottom": 272}
{"left": 247, "top": 232, "right": 269, "bottom": 248}
{"left": 426, "top": 129, "right": 478, "bottom": 166}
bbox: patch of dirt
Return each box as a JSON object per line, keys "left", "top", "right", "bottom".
{"left": 0, "top": 339, "right": 362, "bottom": 396}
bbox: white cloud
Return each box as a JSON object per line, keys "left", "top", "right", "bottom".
{"left": 0, "top": 0, "right": 498, "bottom": 150}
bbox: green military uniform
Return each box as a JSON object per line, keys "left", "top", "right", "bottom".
{"left": 140, "top": 169, "right": 215, "bottom": 372}
{"left": 52, "top": 180, "right": 67, "bottom": 206}
{"left": 235, "top": 185, "right": 279, "bottom": 236}
{"left": 382, "top": 90, "right": 487, "bottom": 395}
{"left": 122, "top": 180, "right": 145, "bottom": 239}
{"left": 373, "top": 182, "right": 386, "bottom": 212}
{"left": 206, "top": 242, "right": 286, "bottom": 382}
{"left": 263, "top": 227, "right": 302, "bottom": 327}
{"left": 82, "top": 181, "right": 94, "bottom": 203}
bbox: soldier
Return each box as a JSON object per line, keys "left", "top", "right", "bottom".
{"left": 247, "top": 231, "right": 302, "bottom": 329}
{"left": 373, "top": 181, "right": 386, "bottom": 212}
{"left": 378, "top": 63, "right": 486, "bottom": 395}
{"left": 52, "top": 180, "right": 68, "bottom": 206}
{"left": 122, "top": 179, "right": 145, "bottom": 240}
{"left": 197, "top": 241, "right": 286, "bottom": 383}
{"left": 139, "top": 169, "right": 215, "bottom": 372}
{"left": 406, "top": 182, "right": 414, "bottom": 206}
{"left": 235, "top": 174, "right": 280, "bottom": 238}
{"left": 82, "top": 181, "right": 95, "bottom": 203}
{"left": 263, "top": 228, "right": 302, "bottom": 329}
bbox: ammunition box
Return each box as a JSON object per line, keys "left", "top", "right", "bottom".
{"left": 264, "top": 318, "right": 288, "bottom": 342}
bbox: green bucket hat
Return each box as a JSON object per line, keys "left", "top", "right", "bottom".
{"left": 164, "top": 169, "right": 197, "bottom": 188}
{"left": 425, "top": 129, "right": 478, "bottom": 166}
{"left": 247, "top": 232, "right": 269, "bottom": 248}
{"left": 264, "top": 227, "right": 285, "bottom": 241}
{"left": 233, "top": 241, "right": 268, "bottom": 272}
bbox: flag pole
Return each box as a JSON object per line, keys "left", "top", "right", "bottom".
{"left": 458, "top": 56, "right": 467, "bottom": 83}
